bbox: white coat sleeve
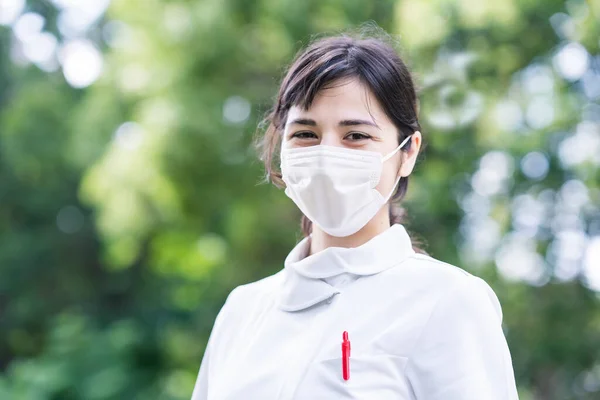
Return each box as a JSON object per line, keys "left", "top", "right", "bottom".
{"left": 405, "top": 275, "right": 519, "bottom": 400}
{"left": 191, "top": 336, "right": 211, "bottom": 400}
{"left": 191, "top": 287, "right": 240, "bottom": 400}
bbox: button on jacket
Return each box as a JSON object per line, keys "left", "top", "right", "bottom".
{"left": 192, "top": 224, "right": 519, "bottom": 399}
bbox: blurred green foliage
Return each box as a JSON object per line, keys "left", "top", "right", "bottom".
{"left": 0, "top": 0, "right": 599, "bottom": 399}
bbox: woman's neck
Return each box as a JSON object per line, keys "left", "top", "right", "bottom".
{"left": 309, "top": 206, "right": 392, "bottom": 255}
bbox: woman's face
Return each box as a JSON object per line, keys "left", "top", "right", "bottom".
{"left": 282, "top": 77, "right": 420, "bottom": 197}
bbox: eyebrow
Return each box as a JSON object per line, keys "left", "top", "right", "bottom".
{"left": 287, "top": 118, "right": 380, "bottom": 129}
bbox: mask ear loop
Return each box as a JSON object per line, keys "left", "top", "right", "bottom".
{"left": 381, "top": 134, "right": 413, "bottom": 201}
{"left": 383, "top": 175, "right": 402, "bottom": 203}
{"left": 382, "top": 134, "right": 412, "bottom": 162}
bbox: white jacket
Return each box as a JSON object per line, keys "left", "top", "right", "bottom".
{"left": 192, "top": 224, "right": 519, "bottom": 399}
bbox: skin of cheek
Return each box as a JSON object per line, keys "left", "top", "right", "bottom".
{"left": 373, "top": 129, "right": 403, "bottom": 197}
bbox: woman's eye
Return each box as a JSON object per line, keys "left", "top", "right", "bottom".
{"left": 291, "top": 131, "right": 318, "bottom": 139}
{"left": 346, "top": 132, "right": 371, "bottom": 141}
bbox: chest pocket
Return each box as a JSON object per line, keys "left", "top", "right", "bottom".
{"left": 293, "top": 353, "right": 411, "bottom": 400}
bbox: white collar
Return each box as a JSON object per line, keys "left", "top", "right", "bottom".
{"left": 278, "top": 224, "right": 415, "bottom": 312}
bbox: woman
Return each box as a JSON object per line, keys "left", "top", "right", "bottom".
{"left": 192, "top": 29, "right": 519, "bottom": 400}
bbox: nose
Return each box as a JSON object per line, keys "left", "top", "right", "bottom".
{"left": 320, "top": 133, "right": 343, "bottom": 147}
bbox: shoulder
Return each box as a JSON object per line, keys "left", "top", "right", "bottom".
{"left": 218, "top": 269, "right": 286, "bottom": 316}
{"left": 229, "top": 269, "right": 285, "bottom": 299}
{"left": 402, "top": 255, "right": 517, "bottom": 399}
{"left": 209, "top": 270, "right": 285, "bottom": 349}
{"left": 391, "top": 252, "right": 503, "bottom": 324}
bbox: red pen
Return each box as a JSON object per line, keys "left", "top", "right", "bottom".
{"left": 342, "top": 331, "right": 351, "bottom": 380}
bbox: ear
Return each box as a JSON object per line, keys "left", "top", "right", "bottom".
{"left": 398, "top": 131, "right": 422, "bottom": 177}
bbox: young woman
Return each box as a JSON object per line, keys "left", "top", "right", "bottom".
{"left": 192, "top": 30, "right": 519, "bottom": 400}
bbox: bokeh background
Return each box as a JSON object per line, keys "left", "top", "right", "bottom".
{"left": 0, "top": 0, "right": 599, "bottom": 399}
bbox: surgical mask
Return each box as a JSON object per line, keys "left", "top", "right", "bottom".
{"left": 280, "top": 134, "right": 411, "bottom": 237}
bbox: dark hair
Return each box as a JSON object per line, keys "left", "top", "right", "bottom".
{"left": 256, "top": 26, "right": 428, "bottom": 255}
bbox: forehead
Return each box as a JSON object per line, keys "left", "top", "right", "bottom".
{"left": 287, "top": 78, "right": 391, "bottom": 126}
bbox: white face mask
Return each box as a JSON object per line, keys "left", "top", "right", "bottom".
{"left": 280, "top": 134, "right": 412, "bottom": 237}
